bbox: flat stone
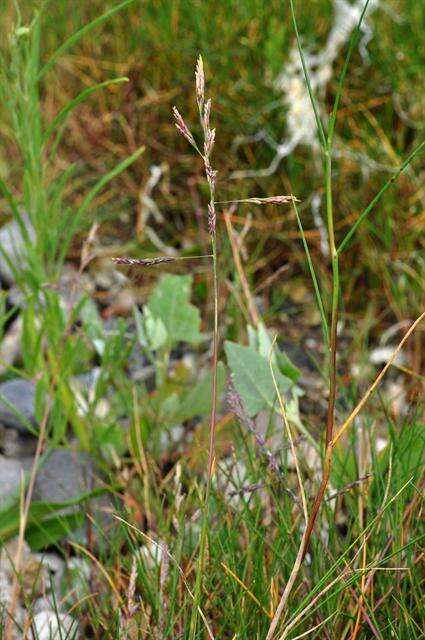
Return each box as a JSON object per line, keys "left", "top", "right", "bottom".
{"left": 0, "top": 448, "right": 113, "bottom": 549}
{"left": 0, "top": 450, "right": 96, "bottom": 510}
{"left": 32, "top": 449, "right": 95, "bottom": 504}
{"left": 33, "top": 449, "right": 114, "bottom": 548}
{"left": 0, "top": 378, "right": 37, "bottom": 435}
{"left": 0, "top": 455, "right": 33, "bottom": 507}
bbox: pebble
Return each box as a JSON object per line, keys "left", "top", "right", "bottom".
{"left": 32, "top": 449, "right": 95, "bottom": 504}
{"left": 0, "top": 454, "right": 33, "bottom": 508}
{"left": 0, "top": 538, "right": 76, "bottom": 639}
{"left": 0, "top": 378, "right": 37, "bottom": 435}
{"left": 0, "top": 424, "right": 37, "bottom": 457}
{"left": 30, "top": 610, "right": 78, "bottom": 640}
{"left": 0, "top": 316, "right": 22, "bottom": 375}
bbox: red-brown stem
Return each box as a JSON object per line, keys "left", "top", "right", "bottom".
{"left": 301, "top": 148, "right": 339, "bottom": 560}
{"left": 301, "top": 444, "right": 333, "bottom": 560}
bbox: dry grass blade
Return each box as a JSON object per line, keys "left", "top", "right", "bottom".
{"left": 265, "top": 337, "right": 308, "bottom": 640}
{"left": 277, "top": 477, "right": 413, "bottom": 640}
{"left": 223, "top": 207, "right": 260, "bottom": 327}
{"left": 216, "top": 195, "right": 299, "bottom": 205}
{"left": 332, "top": 310, "right": 425, "bottom": 446}
{"left": 113, "top": 515, "right": 215, "bottom": 640}
{"left": 290, "top": 612, "right": 336, "bottom": 640}
{"left": 221, "top": 562, "right": 272, "bottom": 619}
{"left": 112, "top": 256, "right": 174, "bottom": 266}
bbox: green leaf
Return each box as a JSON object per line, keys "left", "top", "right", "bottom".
{"left": 248, "top": 323, "right": 301, "bottom": 382}
{"left": 144, "top": 306, "right": 168, "bottom": 350}
{"left": 0, "top": 490, "right": 104, "bottom": 545}
{"left": 224, "top": 341, "right": 293, "bottom": 417}
{"left": 174, "top": 362, "right": 226, "bottom": 422}
{"left": 80, "top": 298, "right": 105, "bottom": 356}
{"left": 147, "top": 274, "right": 202, "bottom": 346}
{"left": 26, "top": 512, "right": 84, "bottom": 551}
{"left": 275, "top": 350, "right": 301, "bottom": 383}
{"left": 160, "top": 392, "right": 181, "bottom": 420}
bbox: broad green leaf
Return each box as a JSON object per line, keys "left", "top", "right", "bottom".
{"left": 147, "top": 274, "right": 202, "bottom": 346}
{"left": 80, "top": 298, "right": 105, "bottom": 356}
{"left": 258, "top": 323, "right": 274, "bottom": 361}
{"left": 174, "top": 362, "right": 226, "bottom": 422}
{"left": 134, "top": 306, "right": 148, "bottom": 348}
{"left": 144, "top": 306, "right": 168, "bottom": 350}
{"left": 275, "top": 350, "right": 301, "bottom": 383}
{"left": 248, "top": 322, "right": 301, "bottom": 382}
{"left": 224, "top": 341, "right": 292, "bottom": 417}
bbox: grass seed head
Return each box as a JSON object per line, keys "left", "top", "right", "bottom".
{"left": 172, "top": 106, "right": 196, "bottom": 148}
{"left": 195, "top": 54, "right": 205, "bottom": 109}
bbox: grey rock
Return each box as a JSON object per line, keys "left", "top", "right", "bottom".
{"left": 33, "top": 449, "right": 114, "bottom": 547}
{"left": 0, "top": 455, "right": 33, "bottom": 508}
{"left": 0, "top": 378, "right": 37, "bottom": 435}
{"left": 0, "top": 449, "right": 97, "bottom": 511}
{"left": 0, "top": 214, "right": 35, "bottom": 286}
{"left": 32, "top": 449, "right": 95, "bottom": 504}
{"left": 30, "top": 610, "right": 78, "bottom": 640}
{"left": 0, "top": 316, "right": 22, "bottom": 375}
{"left": 0, "top": 448, "right": 113, "bottom": 549}
{"left": 0, "top": 424, "right": 37, "bottom": 457}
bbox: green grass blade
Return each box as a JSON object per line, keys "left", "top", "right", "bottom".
{"left": 0, "top": 177, "right": 22, "bottom": 221}
{"left": 37, "top": 0, "right": 137, "bottom": 80}
{"left": 43, "top": 77, "right": 129, "bottom": 143}
{"left": 328, "top": 0, "right": 371, "bottom": 144}
{"left": 57, "top": 146, "right": 144, "bottom": 266}
{"left": 337, "top": 140, "right": 425, "bottom": 254}
{"left": 289, "top": 0, "right": 327, "bottom": 150}
{"left": 292, "top": 198, "right": 329, "bottom": 348}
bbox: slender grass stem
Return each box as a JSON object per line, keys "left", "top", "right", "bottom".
{"left": 292, "top": 198, "right": 329, "bottom": 349}
{"left": 189, "top": 228, "right": 219, "bottom": 640}
{"left": 324, "top": 148, "right": 339, "bottom": 449}
{"left": 187, "top": 57, "right": 219, "bottom": 637}
{"left": 208, "top": 235, "right": 219, "bottom": 486}
{"left": 297, "top": 148, "right": 339, "bottom": 562}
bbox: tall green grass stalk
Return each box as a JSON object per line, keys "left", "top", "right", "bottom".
{"left": 266, "top": 1, "right": 425, "bottom": 636}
